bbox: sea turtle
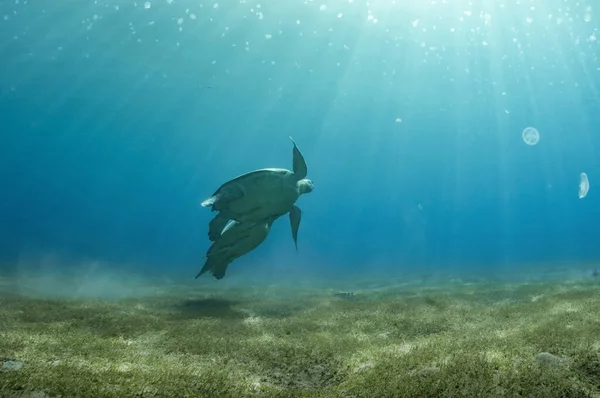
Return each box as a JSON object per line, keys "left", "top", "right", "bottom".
{"left": 201, "top": 137, "right": 314, "bottom": 249}
{"left": 195, "top": 216, "right": 278, "bottom": 280}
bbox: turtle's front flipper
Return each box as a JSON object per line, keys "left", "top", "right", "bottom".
{"left": 289, "top": 137, "right": 308, "bottom": 180}
{"left": 208, "top": 214, "right": 230, "bottom": 242}
{"left": 289, "top": 205, "right": 302, "bottom": 251}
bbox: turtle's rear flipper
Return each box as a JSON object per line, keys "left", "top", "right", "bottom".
{"left": 208, "top": 214, "right": 230, "bottom": 242}
{"left": 196, "top": 257, "right": 229, "bottom": 280}
{"left": 211, "top": 262, "right": 229, "bottom": 280}
{"left": 195, "top": 261, "right": 210, "bottom": 279}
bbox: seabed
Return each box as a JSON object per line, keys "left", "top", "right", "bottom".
{"left": 1, "top": 267, "right": 600, "bottom": 398}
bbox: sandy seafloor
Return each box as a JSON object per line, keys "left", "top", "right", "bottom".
{"left": 1, "top": 264, "right": 600, "bottom": 398}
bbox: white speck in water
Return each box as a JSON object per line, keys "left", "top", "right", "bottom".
{"left": 144, "top": 2, "right": 151, "bottom": 9}
{"left": 265, "top": 34, "right": 272, "bottom": 39}
{"left": 579, "top": 173, "right": 589, "bottom": 199}
{"left": 395, "top": 118, "right": 402, "bottom": 124}
{"left": 320, "top": 4, "right": 326, "bottom": 11}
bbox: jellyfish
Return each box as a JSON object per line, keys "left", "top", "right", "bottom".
{"left": 579, "top": 172, "right": 589, "bottom": 199}
{"left": 522, "top": 127, "right": 540, "bottom": 146}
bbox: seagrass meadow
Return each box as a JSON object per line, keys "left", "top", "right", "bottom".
{"left": 1, "top": 269, "right": 600, "bottom": 398}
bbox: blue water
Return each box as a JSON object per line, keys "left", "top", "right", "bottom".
{"left": 1, "top": 0, "right": 599, "bottom": 282}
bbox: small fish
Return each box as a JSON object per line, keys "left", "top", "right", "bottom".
{"left": 332, "top": 292, "right": 355, "bottom": 298}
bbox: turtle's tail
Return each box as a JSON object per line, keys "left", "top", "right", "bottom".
{"left": 201, "top": 196, "right": 217, "bottom": 208}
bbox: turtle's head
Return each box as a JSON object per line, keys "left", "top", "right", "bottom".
{"left": 298, "top": 178, "right": 314, "bottom": 195}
